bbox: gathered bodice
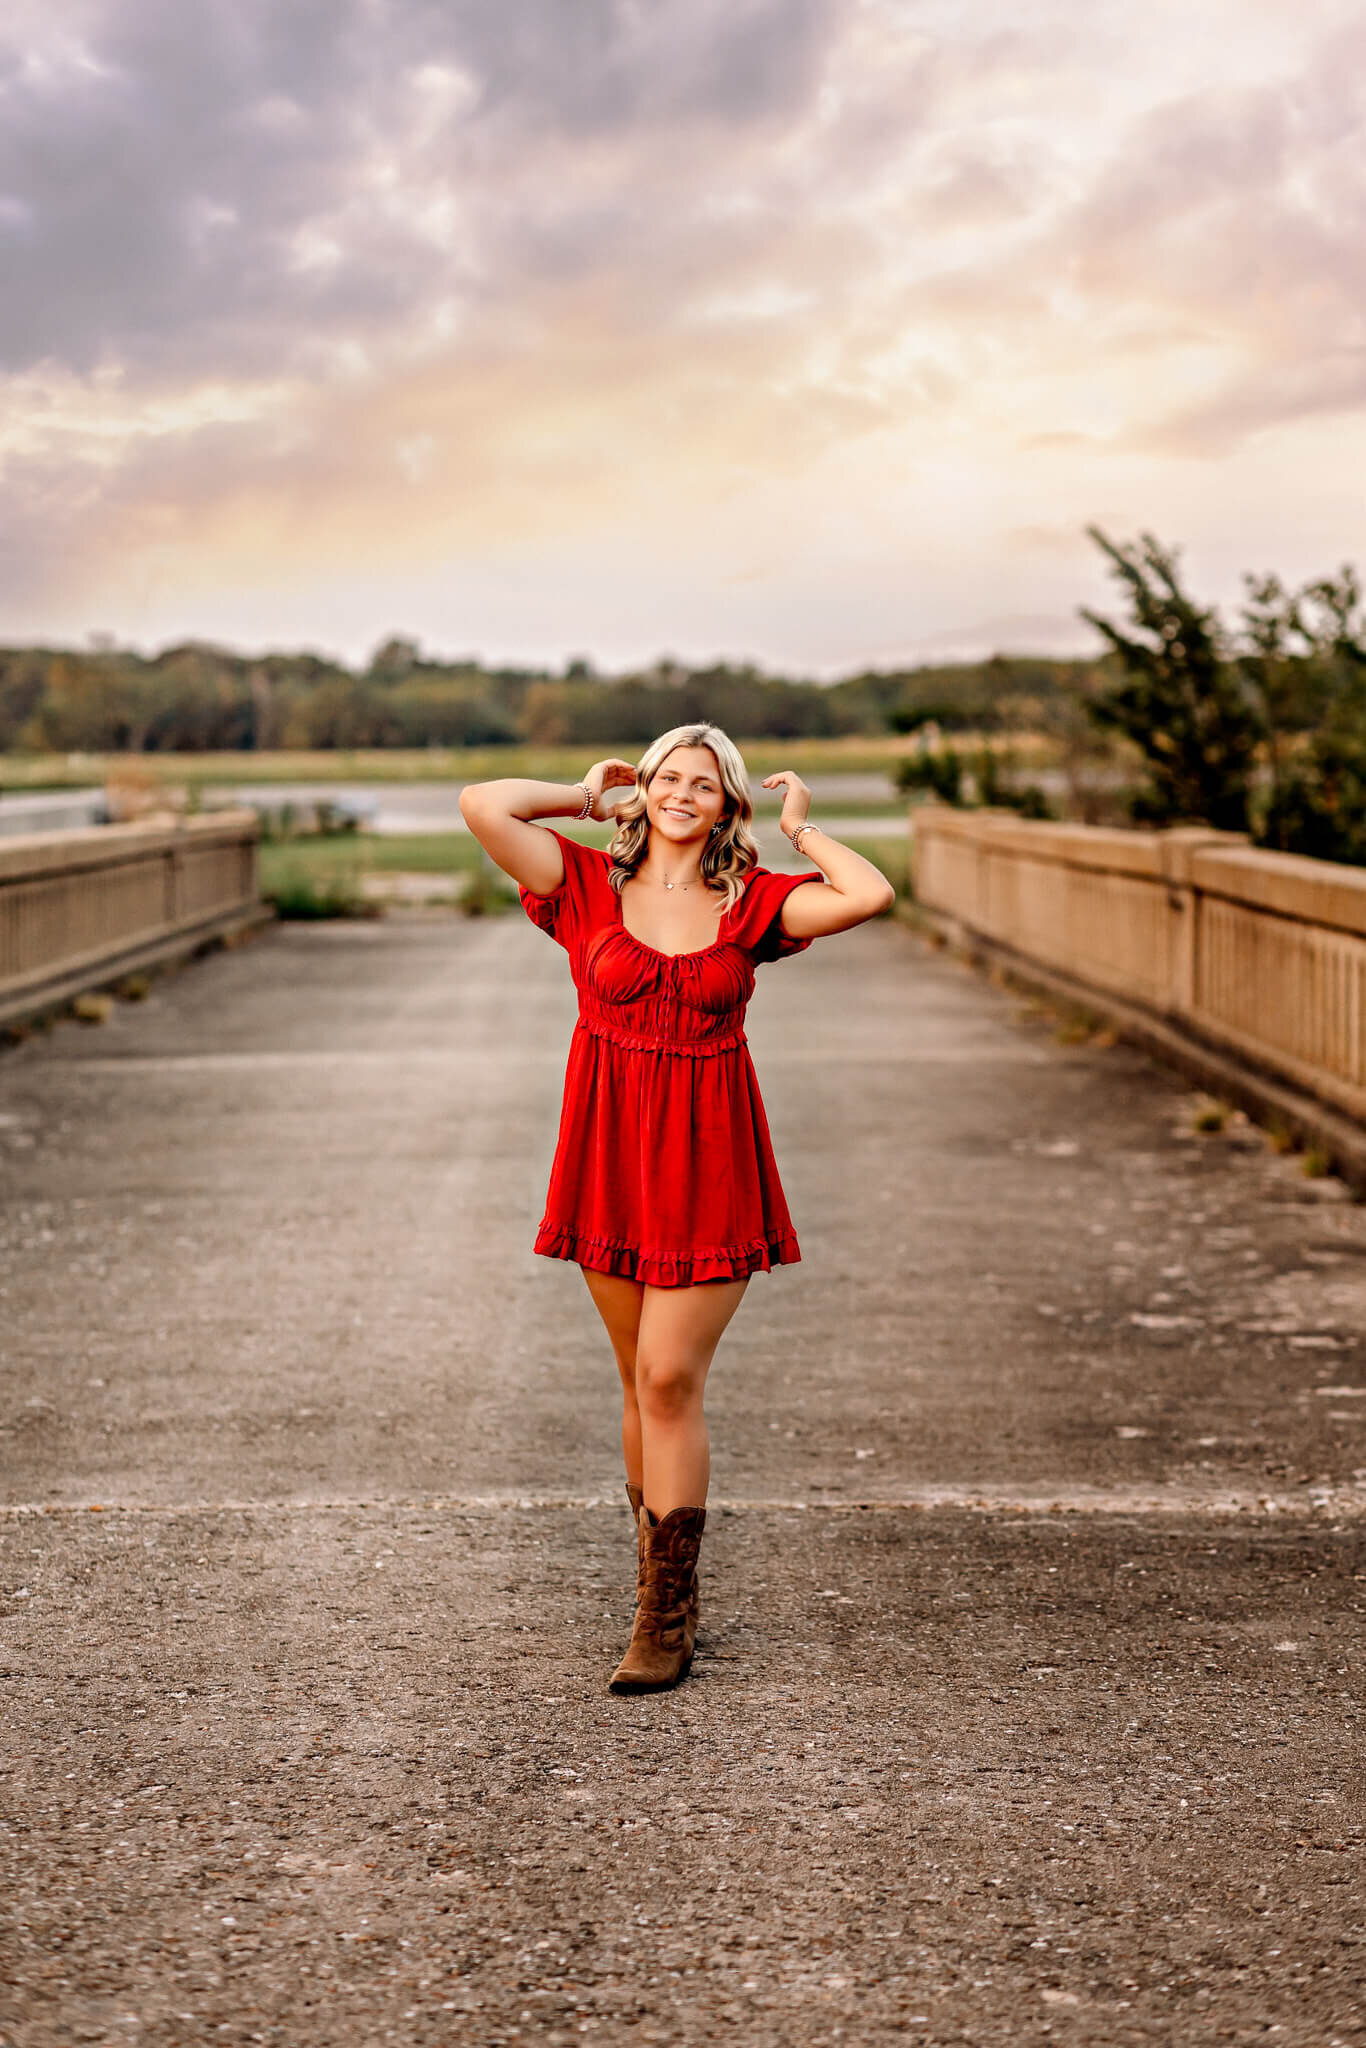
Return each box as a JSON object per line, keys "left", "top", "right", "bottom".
{"left": 574, "top": 924, "right": 757, "bottom": 1055}
{"left": 520, "top": 831, "right": 818, "bottom": 1055}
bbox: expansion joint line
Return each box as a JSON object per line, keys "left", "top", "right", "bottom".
{"left": 1, "top": 1490, "right": 1361, "bottom": 1520}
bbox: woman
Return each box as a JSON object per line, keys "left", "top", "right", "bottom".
{"left": 460, "top": 723, "right": 893, "bottom": 1692}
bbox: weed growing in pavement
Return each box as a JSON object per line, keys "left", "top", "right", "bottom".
{"left": 1192, "top": 1098, "right": 1231, "bottom": 1133}
{"left": 1053, "top": 1004, "right": 1108, "bottom": 1046}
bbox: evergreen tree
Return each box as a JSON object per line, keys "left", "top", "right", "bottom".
{"left": 1246, "top": 565, "right": 1366, "bottom": 863}
{"left": 1079, "top": 527, "right": 1260, "bottom": 831}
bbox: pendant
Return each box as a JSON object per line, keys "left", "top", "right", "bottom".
{"left": 663, "top": 880, "right": 673, "bottom": 890}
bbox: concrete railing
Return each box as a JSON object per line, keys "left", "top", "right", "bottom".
{"left": 0, "top": 810, "right": 266, "bottom": 1027}
{"left": 913, "top": 806, "right": 1366, "bottom": 1148}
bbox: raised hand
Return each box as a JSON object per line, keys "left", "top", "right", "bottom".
{"left": 760, "top": 769, "right": 812, "bottom": 839}
{"left": 583, "top": 757, "right": 638, "bottom": 818}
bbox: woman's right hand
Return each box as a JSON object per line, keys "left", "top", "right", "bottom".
{"left": 582, "top": 757, "right": 638, "bottom": 818}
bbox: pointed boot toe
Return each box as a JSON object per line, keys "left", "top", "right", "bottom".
{"left": 608, "top": 1505, "right": 706, "bottom": 1694}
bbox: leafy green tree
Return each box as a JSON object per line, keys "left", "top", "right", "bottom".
{"left": 1243, "top": 565, "right": 1366, "bottom": 862}
{"left": 282, "top": 675, "right": 394, "bottom": 749}
{"left": 20, "top": 651, "right": 147, "bottom": 752}
{"left": 139, "top": 645, "right": 253, "bottom": 750}
{"left": 367, "top": 636, "right": 422, "bottom": 681}
{"left": 1079, "top": 527, "right": 1261, "bottom": 830}
{"left": 384, "top": 681, "right": 517, "bottom": 746}
{"left": 0, "top": 650, "right": 49, "bottom": 752}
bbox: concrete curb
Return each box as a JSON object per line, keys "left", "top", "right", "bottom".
{"left": 0, "top": 901, "right": 276, "bottom": 1034}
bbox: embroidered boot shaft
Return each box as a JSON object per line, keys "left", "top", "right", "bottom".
{"left": 609, "top": 1505, "right": 706, "bottom": 1694}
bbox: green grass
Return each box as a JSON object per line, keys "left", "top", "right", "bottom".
{"left": 2, "top": 737, "right": 970, "bottom": 790}
{"left": 257, "top": 822, "right": 915, "bottom": 919}
{"left": 269, "top": 832, "right": 483, "bottom": 876}
{"left": 258, "top": 832, "right": 481, "bottom": 917}
{"left": 839, "top": 834, "right": 913, "bottom": 900}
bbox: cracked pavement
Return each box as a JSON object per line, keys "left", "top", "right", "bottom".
{"left": 1, "top": 910, "right": 1363, "bottom": 2045}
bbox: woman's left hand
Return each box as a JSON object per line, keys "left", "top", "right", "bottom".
{"left": 761, "top": 769, "right": 812, "bottom": 839}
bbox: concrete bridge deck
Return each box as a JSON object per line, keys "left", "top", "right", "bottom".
{"left": 1, "top": 911, "right": 1363, "bottom": 2046}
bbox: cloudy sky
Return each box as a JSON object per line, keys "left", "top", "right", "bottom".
{"left": 1, "top": 0, "right": 1362, "bottom": 672}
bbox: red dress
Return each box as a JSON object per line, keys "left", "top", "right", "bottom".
{"left": 521, "top": 831, "right": 821, "bottom": 1287}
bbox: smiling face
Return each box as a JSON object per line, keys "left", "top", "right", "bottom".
{"left": 644, "top": 745, "right": 728, "bottom": 849}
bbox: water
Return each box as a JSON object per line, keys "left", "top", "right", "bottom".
{"left": 0, "top": 787, "right": 107, "bottom": 836}
{"left": 204, "top": 775, "right": 906, "bottom": 838}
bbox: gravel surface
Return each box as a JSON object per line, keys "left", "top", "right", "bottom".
{"left": 2, "top": 911, "right": 1363, "bottom": 2045}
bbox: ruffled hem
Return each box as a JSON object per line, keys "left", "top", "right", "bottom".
{"left": 533, "top": 1221, "right": 801, "bottom": 1287}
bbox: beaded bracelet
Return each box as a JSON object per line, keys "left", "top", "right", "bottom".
{"left": 789, "top": 820, "right": 822, "bottom": 856}
{"left": 572, "top": 782, "right": 594, "bottom": 819}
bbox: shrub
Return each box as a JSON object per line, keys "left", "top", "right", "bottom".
{"left": 263, "top": 859, "right": 372, "bottom": 920}
{"left": 461, "top": 856, "right": 518, "bottom": 917}
{"left": 896, "top": 747, "right": 963, "bottom": 804}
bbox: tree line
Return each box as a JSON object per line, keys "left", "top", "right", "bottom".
{"left": 0, "top": 632, "right": 1092, "bottom": 758}
{"left": 4, "top": 527, "right": 1365, "bottom": 863}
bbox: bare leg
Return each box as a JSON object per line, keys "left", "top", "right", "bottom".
{"left": 636, "top": 1279, "right": 749, "bottom": 1518}
{"left": 581, "top": 1268, "right": 645, "bottom": 1490}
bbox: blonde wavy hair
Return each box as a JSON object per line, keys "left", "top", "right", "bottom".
{"left": 607, "top": 723, "right": 759, "bottom": 911}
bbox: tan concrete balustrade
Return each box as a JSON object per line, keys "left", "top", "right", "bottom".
{"left": 0, "top": 810, "right": 266, "bottom": 1027}
{"left": 913, "top": 805, "right": 1366, "bottom": 1171}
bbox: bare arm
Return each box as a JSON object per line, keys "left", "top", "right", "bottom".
{"left": 458, "top": 757, "right": 636, "bottom": 894}
{"left": 761, "top": 771, "right": 896, "bottom": 939}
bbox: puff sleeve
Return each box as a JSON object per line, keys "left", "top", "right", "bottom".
{"left": 728, "top": 867, "right": 824, "bottom": 964}
{"left": 518, "top": 830, "right": 608, "bottom": 948}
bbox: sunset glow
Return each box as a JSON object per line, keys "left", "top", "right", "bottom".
{"left": 2, "top": 0, "right": 1362, "bottom": 670}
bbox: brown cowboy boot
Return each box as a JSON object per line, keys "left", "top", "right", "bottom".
{"left": 608, "top": 1505, "right": 706, "bottom": 1694}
